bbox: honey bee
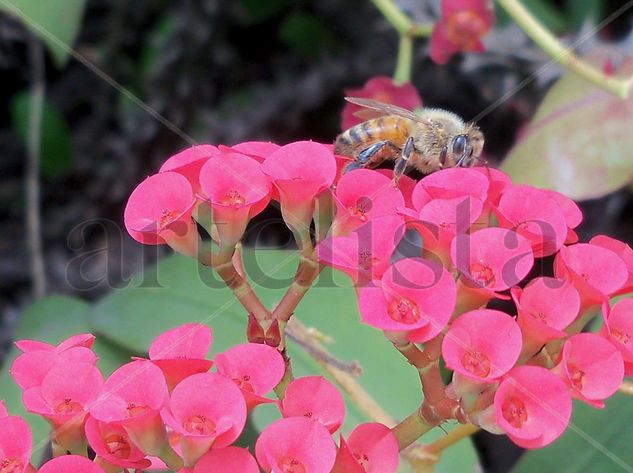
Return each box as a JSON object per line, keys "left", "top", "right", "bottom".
{"left": 335, "top": 97, "right": 485, "bottom": 184}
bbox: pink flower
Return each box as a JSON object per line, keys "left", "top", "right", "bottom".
{"left": 22, "top": 362, "right": 103, "bottom": 453}
{"left": 443, "top": 309, "right": 522, "bottom": 381}
{"left": 494, "top": 365, "right": 572, "bottom": 449}
{"left": 261, "top": 142, "right": 336, "bottom": 235}
{"left": 554, "top": 243, "right": 628, "bottom": 309}
{"left": 431, "top": 0, "right": 496, "bottom": 64}
{"left": 159, "top": 145, "right": 220, "bottom": 193}
{"left": 472, "top": 167, "right": 512, "bottom": 210}
{"left": 89, "top": 360, "right": 170, "bottom": 455}
{"left": 511, "top": 277, "right": 580, "bottom": 346}
{"left": 544, "top": 190, "right": 582, "bottom": 244}
{"left": 358, "top": 258, "right": 456, "bottom": 342}
{"left": 38, "top": 455, "right": 105, "bottom": 473}
{"left": 414, "top": 167, "right": 489, "bottom": 203}
{"left": 0, "top": 412, "right": 32, "bottom": 473}
{"left": 214, "top": 343, "right": 286, "bottom": 411}
{"left": 281, "top": 376, "right": 346, "bottom": 434}
{"left": 316, "top": 216, "right": 404, "bottom": 285}
{"left": 496, "top": 185, "right": 568, "bottom": 257}
{"left": 451, "top": 227, "right": 534, "bottom": 293}
{"left": 332, "top": 169, "right": 404, "bottom": 236}
{"left": 148, "top": 324, "right": 213, "bottom": 391}
{"left": 85, "top": 416, "right": 152, "bottom": 470}
{"left": 554, "top": 333, "right": 624, "bottom": 408}
{"left": 341, "top": 77, "right": 422, "bottom": 130}
{"left": 229, "top": 141, "right": 280, "bottom": 163}
{"left": 198, "top": 152, "right": 271, "bottom": 249}
{"left": 193, "top": 447, "right": 259, "bottom": 473}
{"left": 11, "top": 334, "right": 97, "bottom": 390}
{"left": 602, "top": 298, "right": 633, "bottom": 375}
{"left": 124, "top": 172, "right": 200, "bottom": 257}
{"left": 332, "top": 423, "right": 399, "bottom": 473}
{"left": 409, "top": 196, "right": 484, "bottom": 267}
{"left": 161, "top": 373, "right": 247, "bottom": 466}
{"left": 255, "top": 417, "right": 337, "bottom": 473}
{"left": 590, "top": 235, "right": 633, "bottom": 295}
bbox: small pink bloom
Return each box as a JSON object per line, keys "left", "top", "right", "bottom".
{"left": 495, "top": 365, "right": 572, "bottom": 449}
{"left": 229, "top": 141, "right": 280, "bottom": 163}
{"left": 332, "top": 169, "right": 404, "bottom": 236}
{"left": 148, "top": 324, "right": 213, "bottom": 391}
{"left": 496, "top": 185, "right": 568, "bottom": 257}
{"left": 281, "top": 376, "right": 346, "bottom": 434}
{"left": 316, "top": 216, "right": 404, "bottom": 285}
{"left": 602, "top": 298, "right": 633, "bottom": 375}
{"left": 193, "top": 447, "right": 259, "bottom": 473}
{"left": 341, "top": 77, "right": 422, "bottom": 130}
{"left": 410, "top": 196, "right": 484, "bottom": 267}
{"left": 472, "top": 167, "right": 512, "bottom": 210}
{"left": 90, "top": 360, "right": 170, "bottom": 455}
{"left": 261, "top": 142, "right": 336, "bottom": 234}
{"left": 22, "top": 362, "right": 103, "bottom": 453}
{"left": 443, "top": 309, "right": 522, "bottom": 381}
{"left": 544, "top": 190, "right": 582, "bottom": 244}
{"left": 0, "top": 413, "right": 32, "bottom": 473}
{"left": 415, "top": 167, "right": 489, "bottom": 203}
{"left": 333, "top": 423, "right": 399, "bottom": 473}
{"left": 255, "top": 417, "right": 337, "bottom": 473}
{"left": 38, "top": 455, "right": 105, "bottom": 473}
{"left": 214, "top": 343, "right": 286, "bottom": 411}
{"left": 511, "top": 277, "right": 580, "bottom": 345}
{"left": 161, "top": 373, "right": 247, "bottom": 465}
{"left": 199, "top": 152, "right": 271, "bottom": 249}
{"left": 554, "top": 333, "right": 624, "bottom": 408}
{"left": 11, "top": 334, "right": 97, "bottom": 390}
{"left": 159, "top": 145, "right": 220, "bottom": 193}
{"left": 590, "top": 235, "right": 633, "bottom": 295}
{"left": 85, "top": 416, "right": 151, "bottom": 470}
{"left": 451, "top": 227, "right": 534, "bottom": 294}
{"left": 554, "top": 243, "right": 628, "bottom": 309}
{"left": 431, "top": 0, "right": 496, "bottom": 64}
{"left": 359, "top": 258, "right": 456, "bottom": 342}
{"left": 124, "top": 172, "right": 199, "bottom": 256}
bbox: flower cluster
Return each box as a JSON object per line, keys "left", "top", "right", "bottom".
{"left": 320, "top": 164, "right": 632, "bottom": 448}
{"left": 4, "top": 325, "right": 399, "bottom": 472}
{"left": 120, "top": 139, "right": 633, "bottom": 453}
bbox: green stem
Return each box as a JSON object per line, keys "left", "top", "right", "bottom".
{"left": 394, "top": 35, "right": 414, "bottom": 84}
{"left": 392, "top": 408, "right": 435, "bottom": 450}
{"left": 495, "top": 0, "right": 632, "bottom": 99}
{"left": 370, "top": 0, "right": 412, "bottom": 34}
{"left": 159, "top": 444, "right": 184, "bottom": 471}
{"left": 425, "top": 424, "right": 480, "bottom": 454}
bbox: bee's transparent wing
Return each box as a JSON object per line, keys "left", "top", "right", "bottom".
{"left": 345, "top": 97, "right": 429, "bottom": 124}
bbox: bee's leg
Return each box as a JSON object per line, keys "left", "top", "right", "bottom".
{"left": 393, "top": 136, "right": 414, "bottom": 185}
{"left": 344, "top": 140, "right": 397, "bottom": 174}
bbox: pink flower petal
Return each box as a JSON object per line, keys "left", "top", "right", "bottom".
{"left": 346, "top": 423, "right": 399, "bottom": 473}
{"left": 281, "top": 376, "right": 346, "bottom": 434}
{"left": 443, "top": 309, "right": 522, "bottom": 381}
{"left": 255, "top": 417, "right": 337, "bottom": 473}
{"left": 494, "top": 366, "right": 571, "bottom": 449}
{"left": 38, "top": 455, "right": 105, "bottom": 473}
{"left": 193, "top": 447, "right": 259, "bottom": 473}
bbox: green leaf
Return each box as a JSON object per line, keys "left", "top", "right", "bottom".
{"left": 0, "top": 0, "right": 87, "bottom": 68}
{"left": 520, "top": 0, "right": 569, "bottom": 34}
{"left": 511, "top": 394, "right": 633, "bottom": 472}
{"left": 91, "top": 254, "right": 246, "bottom": 355}
{"left": 501, "top": 59, "right": 633, "bottom": 200}
{"left": 11, "top": 90, "right": 72, "bottom": 180}
{"left": 238, "top": 0, "right": 289, "bottom": 24}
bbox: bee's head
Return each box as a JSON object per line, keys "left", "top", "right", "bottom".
{"left": 447, "top": 126, "right": 484, "bottom": 168}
